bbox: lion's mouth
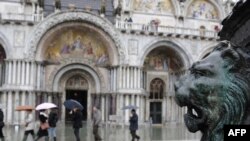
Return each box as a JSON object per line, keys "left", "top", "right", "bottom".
{"left": 184, "top": 106, "right": 205, "bottom": 132}
{"left": 187, "top": 106, "right": 202, "bottom": 119}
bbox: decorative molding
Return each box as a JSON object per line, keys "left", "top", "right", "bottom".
{"left": 26, "top": 11, "right": 126, "bottom": 64}
{"left": 47, "top": 58, "right": 106, "bottom": 92}
{"left": 128, "top": 39, "right": 138, "bottom": 55}
{"left": 13, "top": 30, "right": 25, "bottom": 48}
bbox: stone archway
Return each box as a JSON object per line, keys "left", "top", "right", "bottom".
{"left": 27, "top": 11, "right": 126, "bottom": 64}
{"left": 141, "top": 40, "right": 190, "bottom": 124}
{"left": 52, "top": 64, "right": 101, "bottom": 121}
{"left": 141, "top": 40, "right": 191, "bottom": 70}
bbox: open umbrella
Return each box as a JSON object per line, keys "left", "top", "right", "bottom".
{"left": 64, "top": 99, "right": 83, "bottom": 110}
{"left": 16, "top": 105, "right": 34, "bottom": 111}
{"left": 35, "top": 102, "right": 57, "bottom": 111}
{"left": 121, "top": 105, "right": 139, "bottom": 110}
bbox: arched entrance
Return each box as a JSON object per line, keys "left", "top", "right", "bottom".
{"left": 149, "top": 78, "right": 164, "bottom": 124}
{"left": 65, "top": 75, "right": 89, "bottom": 121}
{"left": 142, "top": 42, "right": 189, "bottom": 124}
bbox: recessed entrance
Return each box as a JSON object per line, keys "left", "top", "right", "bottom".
{"left": 150, "top": 102, "right": 162, "bottom": 124}
{"left": 65, "top": 90, "right": 87, "bottom": 121}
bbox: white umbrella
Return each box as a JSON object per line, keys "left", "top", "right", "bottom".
{"left": 35, "top": 102, "right": 57, "bottom": 111}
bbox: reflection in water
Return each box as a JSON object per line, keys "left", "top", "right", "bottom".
{"left": 5, "top": 122, "right": 201, "bottom": 141}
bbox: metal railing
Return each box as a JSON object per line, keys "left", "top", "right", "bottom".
{"left": 115, "top": 21, "right": 218, "bottom": 38}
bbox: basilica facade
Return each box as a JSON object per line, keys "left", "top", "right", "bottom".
{"left": 0, "top": 0, "right": 236, "bottom": 125}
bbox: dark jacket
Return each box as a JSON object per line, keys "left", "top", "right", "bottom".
{"left": 129, "top": 113, "right": 138, "bottom": 131}
{"left": 48, "top": 111, "right": 58, "bottom": 127}
{"left": 72, "top": 110, "right": 83, "bottom": 128}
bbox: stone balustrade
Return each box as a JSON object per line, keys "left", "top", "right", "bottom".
{"left": 115, "top": 21, "right": 219, "bottom": 40}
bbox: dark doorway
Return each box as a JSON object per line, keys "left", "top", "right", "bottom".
{"left": 65, "top": 90, "right": 87, "bottom": 122}
{"left": 150, "top": 102, "right": 162, "bottom": 124}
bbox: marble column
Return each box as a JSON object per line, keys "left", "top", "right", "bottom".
{"left": 145, "top": 97, "right": 149, "bottom": 121}
{"left": 4, "top": 61, "right": 8, "bottom": 85}
{"left": 127, "top": 67, "right": 130, "bottom": 89}
{"left": 30, "top": 62, "right": 35, "bottom": 87}
{"left": 131, "top": 94, "right": 135, "bottom": 106}
{"left": 125, "top": 95, "right": 129, "bottom": 123}
{"left": 2, "top": 92, "right": 7, "bottom": 123}
{"left": 7, "top": 91, "right": 12, "bottom": 124}
{"left": 12, "top": 60, "right": 17, "bottom": 85}
{"left": 17, "top": 60, "right": 21, "bottom": 85}
{"left": 120, "top": 94, "right": 124, "bottom": 126}
{"left": 116, "top": 94, "right": 120, "bottom": 116}
{"left": 8, "top": 61, "right": 12, "bottom": 84}
{"left": 162, "top": 96, "right": 166, "bottom": 124}
{"left": 134, "top": 68, "right": 137, "bottom": 89}
{"left": 136, "top": 95, "right": 140, "bottom": 119}
{"left": 130, "top": 68, "right": 134, "bottom": 89}
{"left": 138, "top": 69, "right": 141, "bottom": 89}
{"left": 26, "top": 61, "right": 30, "bottom": 85}
{"left": 118, "top": 67, "right": 122, "bottom": 89}
{"left": 21, "top": 61, "right": 25, "bottom": 85}
{"left": 122, "top": 67, "right": 126, "bottom": 88}
{"left": 14, "top": 91, "right": 20, "bottom": 124}
{"left": 21, "top": 91, "right": 26, "bottom": 123}
{"left": 114, "top": 68, "right": 117, "bottom": 91}
{"left": 37, "top": 63, "right": 41, "bottom": 90}
{"left": 101, "top": 95, "right": 105, "bottom": 121}
{"left": 140, "top": 95, "right": 144, "bottom": 121}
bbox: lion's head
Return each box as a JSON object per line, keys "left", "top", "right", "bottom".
{"left": 174, "top": 42, "right": 250, "bottom": 141}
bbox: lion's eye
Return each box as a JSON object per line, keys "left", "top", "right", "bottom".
{"left": 193, "top": 70, "right": 211, "bottom": 78}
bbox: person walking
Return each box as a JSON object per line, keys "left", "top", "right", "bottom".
{"left": 0, "top": 107, "right": 5, "bottom": 141}
{"left": 70, "top": 107, "right": 82, "bottom": 141}
{"left": 92, "top": 106, "right": 102, "bottom": 141}
{"left": 22, "top": 110, "right": 35, "bottom": 141}
{"left": 129, "top": 109, "right": 140, "bottom": 141}
{"left": 48, "top": 108, "right": 58, "bottom": 141}
{"left": 35, "top": 110, "right": 49, "bottom": 141}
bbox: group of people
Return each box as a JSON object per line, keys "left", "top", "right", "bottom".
{"left": 0, "top": 106, "right": 141, "bottom": 141}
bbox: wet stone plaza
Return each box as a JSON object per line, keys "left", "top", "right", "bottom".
{"left": 2, "top": 122, "right": 201, "bottom": 141}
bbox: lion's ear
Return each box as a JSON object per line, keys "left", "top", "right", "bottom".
{"left": 221, "top": 48, "right": 240, "bottom": 70}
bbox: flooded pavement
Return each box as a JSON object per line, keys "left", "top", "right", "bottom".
{"left": 3, "top": 122, "right": 201, "bottom": 141}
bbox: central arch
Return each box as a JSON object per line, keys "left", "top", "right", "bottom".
{"left": 27, "top": 11, "right": 126, "bottom": 64}
{"left": 51, "top": 63, "right": 103, "bottom": 121}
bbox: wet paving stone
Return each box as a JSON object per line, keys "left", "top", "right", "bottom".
{"left": 2, "top": 122, "right": 201, "bottom": 141}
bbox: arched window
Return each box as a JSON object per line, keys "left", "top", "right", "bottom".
{"left": 149, "top": 78, "right": 164, "bottom": 99}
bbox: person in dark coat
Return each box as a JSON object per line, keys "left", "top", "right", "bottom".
{"left": 129, "top": 109, "right": 140, "bottom": 141}
{"left": 70, "top": 107, "right": 82, "bottom": 141}
{"left": 48, "top": 109, "right": 58, "bottom": 141}
{"left": 35, "top": 110, "right": 49, "bottom": 141}
{"left": 0, "top": 108, "right": 5, "bottom": 141}
{"left": 92, "top": 106, "right": 102, "bottom": 141}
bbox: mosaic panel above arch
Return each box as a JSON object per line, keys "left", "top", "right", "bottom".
{"left": 45, "top": 27, "right": 110, "bottom": 66}
{"left": 187, "top": 0, "right": 219, "bottom": 20}
{"left": 143, "top": 47, "right": 184, "bottom": 71}
{"left": 133, "top": 0, "right": 173, "bottom": 14}
{"left": 66, "top": 75, "right": 89, "bottom": 90}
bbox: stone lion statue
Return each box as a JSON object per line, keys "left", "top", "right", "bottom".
{"left": 174, "top": 41, "right": 250, "bottom": 141}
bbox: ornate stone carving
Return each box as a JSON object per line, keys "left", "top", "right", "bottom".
{"left": 26, "top": 11, "right": 126, "bottom": 63}
{"left": 47, "top": 58, "right": 106, "bottom": 92}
